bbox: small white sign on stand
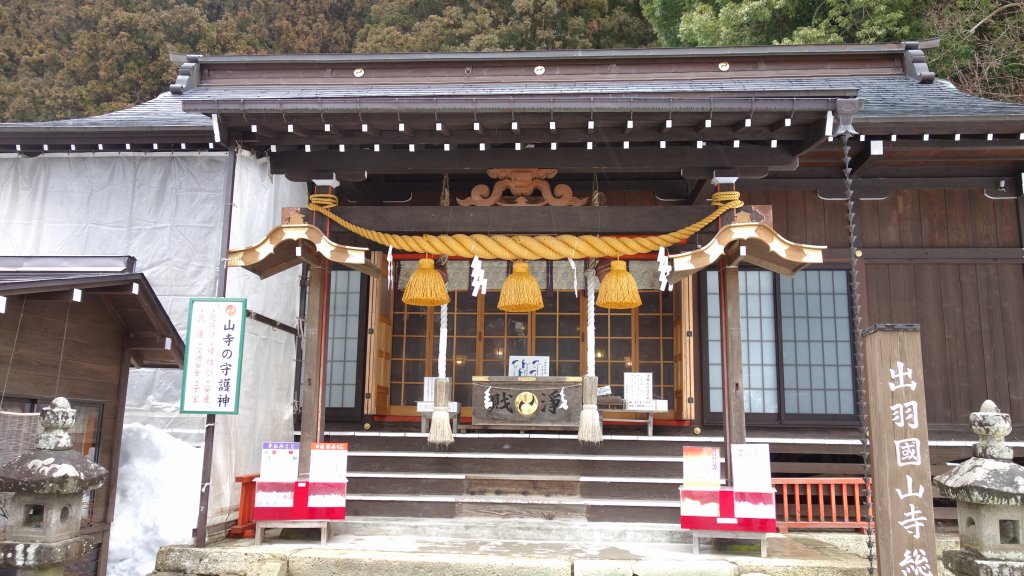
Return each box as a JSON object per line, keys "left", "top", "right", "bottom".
{"left": 624, "top": 372, "right": 655, "bottom": 410}
{"left": 309, "top": 442, "right": 348, "bottom": 482}
{"left": 255, "top": 441, "right": 300, "bottom": 508}
{"left": 509, "top": 356, "right": 550, "bottom": 377}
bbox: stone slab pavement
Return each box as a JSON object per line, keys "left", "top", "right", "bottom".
{"left": 151, "top": 527, "right": 883, "bottom": 576}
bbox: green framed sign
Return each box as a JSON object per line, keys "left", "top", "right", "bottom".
{"left": 180, "top": 298, "right": 247, "bottom": 415}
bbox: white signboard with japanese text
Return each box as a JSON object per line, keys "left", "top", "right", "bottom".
{"left": 508, "top": 356, "right": 550, "bottom": 377}
{"left": 624, "top": 372, "right": 655, "bottom": 410}
{"left": 731, "top": 443, "right": 772, "bottom": 492}
{"left": 309, "top": 442, "right": 349, "bottom": 482}
{"left": 259, "top": 441, "right": 300, "bottom": 482}
{"left": 180, "top": 298, "right": 246, "bottom": 414}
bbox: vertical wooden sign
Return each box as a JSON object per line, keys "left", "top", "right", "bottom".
{"left": 863, "top": 325, "right": 937, "bottom": 576}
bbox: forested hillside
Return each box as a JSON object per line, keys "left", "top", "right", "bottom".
{"left": 0, "top": 0, "right": 1019, "bottom": 122}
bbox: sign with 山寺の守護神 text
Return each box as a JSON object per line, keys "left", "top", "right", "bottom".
{"left": 180, "top": 298, "right": 246, "bottom": 414}
{"left": 863, "top": 325, "right": 937, "bottom": 576}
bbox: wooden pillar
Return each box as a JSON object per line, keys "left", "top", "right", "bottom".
{"left": 722, "top": 260, "right": 747, "bottom": 486}
{"left": 298, "top": 262, "right": 326, "bottom": 475}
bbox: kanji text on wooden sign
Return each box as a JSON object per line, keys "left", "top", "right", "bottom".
{"left": 864, "top": 325, "right": 938, "bottom": 576}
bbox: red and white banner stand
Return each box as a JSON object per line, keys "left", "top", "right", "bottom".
{"left": 253, "top": 442, "right": 348, "bottom": 544}
{"left": 680, "top": 444, "right": 775, "bottom": 557}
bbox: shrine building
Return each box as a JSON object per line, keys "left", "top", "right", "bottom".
{"left": 2, "top": 41, "right": 1024, "bottom": 552}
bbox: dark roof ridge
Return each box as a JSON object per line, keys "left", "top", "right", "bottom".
{"left": 189, "top": 42, "right": 919, "bottom": 65}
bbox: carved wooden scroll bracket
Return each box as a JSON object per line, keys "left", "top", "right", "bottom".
{"left": 457, "top": 168, "right": 589, "bottom": 207}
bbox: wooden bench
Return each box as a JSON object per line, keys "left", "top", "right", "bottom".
{"left": 597, "top": 396, "right": 667, "bottom": 436}
{"left": 254, "top": 520, "right": 331, "bottom": 545}
{"left": 691, "top": 530, "right": 769, "bottom": 557}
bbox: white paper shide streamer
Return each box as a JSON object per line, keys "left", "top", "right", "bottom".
{"left": 471, "top": 256, "right": 488, "bottom": 296}
{"left": 657, "top": 247, "right": 673, "bottom": 292}
{"left": 387, "top": 246, "right": 394, "bottom": 290}
{"left": 568, "top": 258, "right": 578, "bottom": 297}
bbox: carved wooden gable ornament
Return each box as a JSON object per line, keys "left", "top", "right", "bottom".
{"left": 458, "top": 168, "right": 588, "bottom": 207}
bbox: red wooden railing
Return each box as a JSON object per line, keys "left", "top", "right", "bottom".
{"left": 772, "top": 477, "right": 872, "bottom": 534}
{"left": 226, "top": 473, "right": 259, "bottom": 538}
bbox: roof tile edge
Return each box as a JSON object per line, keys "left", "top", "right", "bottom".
{"left": 901, "top": 40, "right": 937, "bottom": 84}
{"left": 170, "top": 55, "right": 202, "bottom": 94}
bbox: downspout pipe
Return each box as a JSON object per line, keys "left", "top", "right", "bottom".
{"left": 194, "top": 138, "right": 237, "bottom": 547}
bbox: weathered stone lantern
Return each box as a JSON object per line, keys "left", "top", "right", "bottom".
{"left": 0, "top": 398, "right": 108, "bottom": 576}
{"left": 934, "top": 400, "right": 1024, "bottom": 576}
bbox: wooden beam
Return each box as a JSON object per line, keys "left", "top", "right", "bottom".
{"left": 741, "top": 177, "right": 1022, "bottom": 198}
{"left": 124, "top": 335, "right": 174, "bottom": 351}
{"left": 331, "top": 206, "right": 716, "bottom": 234}
{"left": 822, "top": 247, "right": 1024, "bottom": 263}
{"left": 269, "top": 145, "right": 797, "bottom": 176}
{"left": 791, "top": 118, "right": 830, "bottom": 157}
{"left": 689, "top": 179, "right": 715, "bottom": 205}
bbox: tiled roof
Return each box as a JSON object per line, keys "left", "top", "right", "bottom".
{"left": 178, "top": 75, "right": 1024, "bottom": 120}
{"left": 0, "top": 92, "right": 209, "bottom": 131}
{"left": 2, "top": 73, "right": 1023, "bottom": 137}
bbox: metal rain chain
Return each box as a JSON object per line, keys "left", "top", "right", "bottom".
{"left": 840, "top": 122, "right": 876, "bottom": 576}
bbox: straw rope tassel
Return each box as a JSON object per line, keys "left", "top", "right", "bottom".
{"left": 429, "top": 303, "right": 454, "bottom": 446}
{"left": 578, "top": 267, "right": 603, "bottom": 444}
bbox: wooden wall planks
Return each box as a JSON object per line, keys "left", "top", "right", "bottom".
{"left": 0, "top": 294, "right": 126, "bottom": 528}
{"left": 767, "top": 189, "right": 1024, "bottom": 426}
{"left": 860, "top": 261, "right": 1024, "bottom": 426}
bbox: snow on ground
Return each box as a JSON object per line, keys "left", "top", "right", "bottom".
{"left": 108, "top": 423, "right": 202, "bottom": 576}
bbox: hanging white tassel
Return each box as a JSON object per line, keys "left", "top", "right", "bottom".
{"left": 578, "top": 266, "right": 603, "bottom": 445}
{"left": 428, "top": 377, "right": 453, "bottom": 446}
{"left": 428, "top": 291, "right": 454, "bottom": 446}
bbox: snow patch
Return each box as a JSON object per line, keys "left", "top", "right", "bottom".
{"left": 107, "top": 423, "right": 201, "bottom": 576}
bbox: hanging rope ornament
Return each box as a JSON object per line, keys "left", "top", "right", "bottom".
{"left": 596, "top": 260, "right": 642, "bottom": 309}
{"left": 428, "top": 299, "right": 454, "bottom": 445}
{"left": 498, "top": 261, "right": 543, "bottom": 312}
{"left": 578, "top": 265, "right": 603, "bottom": 444}
{"left": 402, "top": 258, "right": 450, "bottom": 307}
{"left": 307, "top": 190, "right": 744, "bottom": 260}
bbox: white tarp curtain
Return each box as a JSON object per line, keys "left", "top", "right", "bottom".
{"left": 0, "top": 149, "right": 303, "bottom": 528}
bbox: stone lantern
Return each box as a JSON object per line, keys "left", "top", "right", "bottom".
{"left": 934, "top": 400, "right": 1024, "bottom": 576}
{"left": 0, "top": 398, "right": 108, "bottom": 576}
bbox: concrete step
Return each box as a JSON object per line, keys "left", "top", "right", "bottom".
{"left": 334, "top": 515, "right": 689, "bottom": 544}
